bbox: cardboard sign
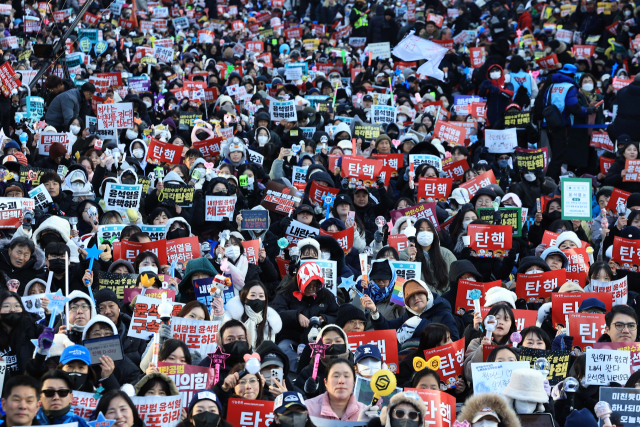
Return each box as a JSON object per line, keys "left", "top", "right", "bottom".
{"left": 453, "top": 279, "right": 501, "bottom": 315}
{"left": 422, "top": 338, "right": 465, "bottom": 389}
{"left": 595, "top": 343, "right": 640, "bottom": 373}
{"left": 486, "top": 128, "right": 518, "bottom": 153}
{"left": 157, "top": 362, "right": 216, "bottom": 410}
{"left": 98, "top": 271, "right": 138, "bottom": 300}
{"left": 612, "top": 236, "right": 640, "bottom": 272}
{"left": 459, "top": 170, "right": 497, "bottom": 198}
{"left": 442, "top": 159, "right": 468, "bottom": 182}
{"left": 0, "top": 63, "right": 20, "bottom": 97}
{"left": 131, "top": 395, "right": 182, "bottom": 427}
{"left": 28, "top": 184, "right": 53, "bottom": 211}
{"left": 113, "top": 239, "right": 168, "bottom": 265}
{"left": 585, "top": 348, "right": 630, "bottom": 385}
{"left": 319, "top": 227, "right": 354, "bottom": 254}
{"left": 434, "top": 121, "right": 465, "bottom": 146}
{"left": 261, "top": 180, "right": 301, "bottom": 216}
{"left": 166, "top": 236, "right": 200, "bottom": 265}
{"left": 205, "top": 196, "right": 236, "bottom": 221}
{"left": 403, "top": 389, "right": 456, "bottom": 427}
{"left": 308, "top": 181, "right": 339, "bottom": 207}
{"left": 104, "top": 183, "right": 142, "bottom": 211}
{"left": 477, "top": 207, "right": 522, "bottom": 237}
{"left": 590, "top": 131, "right": 614, "bottom": 152}
{"left": 515, "top": 147, "right": 549, "bottom": 172}
{"left": 147, "top": 138, "right": 182, "bottom": 165}
{"left": 38, "top": 132, "right": 71, "bottom": 155}
{"left": 519, "top": 348, "right": 570, "bottom": 385}
{"left": 467, "top": 224, "right": 513, "bottom": 258}
{"left": 241, "top": 210, "right": 268, "bottom": 230}
{"left": 515, "top": 269, "right": 567, "bottom": 303}
{"left": 417, "top": 177, "right": 453, "bottom": 202}
{"left": 561, "top": 178, "right": 593, "bottom": 221}
{"left": 192, "top": 137, "right": 222, "bottom": 158}
{"left": 170, "top": 317, "right": 219, "bottom": 357}
{"left": 97, "top": 102, "right": 133, "bottom": 129}
{"left": 551, "top": 292, "right": 613, "bottom": 326}
{"left": 285, "top": 220, "right": 319, "bottom": 249}
{"left": 591, "top": 276, "right": 628, "bottom": 306}
{"left": 347, "top": 330, "right": 399, "bottom": 373}
{"left": 606, "top": 188, "right": 631, "bottom": 213}
{"left": 83, "top": 335, "right": 124, "bottom": 364}
{"left": 389, "top": 202, "right": 440, "bottom": 231}
{"left": 342, "top": 156, "right": 386, "bottom": 187}
{"left": 568, "top": 313, "right": 606, "bottom": 351}
{"left": 563, "top": 247, "right": 590, "bottom": 287}
{"left": 472, "top": 361, "right": 530, "bottom": 394}
{"left": 226, "top": 399, "right": 274, "bottom": 427}
{"left": 128, "top": 295, "right": 183, "bottom": 339}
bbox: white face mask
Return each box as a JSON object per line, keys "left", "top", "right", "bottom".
{"left": 625, "top": 10, "right": 632, "bottom": 16}
{"left": 144, "top": 100, "right": 152, "bottom": 109}
{"left": 490, "top": 71, "right": 501, "bottom": 80}
{"left": 321, "top": 252, "right": 331, "bottom": 260}
{"left": 397, "top": 115, "right": 408, "bottom": 123}
{"left": 133, "top": 148, "right": 144, "bottom": 158}
{"left": 139, "top": 265, "right": 158, "bottom": 274}
{"left": 582, "top": 83, "right": 594, "bottom": 92}
{"left": 524, "top": 172, "right": 536, "bottom": 182}
{"left": 258, "top": 135, "right": 268, "bottom": 146}
{"left": 70, "top": 125, "right": 81, "bottom": 135}
{"left": 225, "top": 245, "right": 241, "bottom": 261}
{"left": 417, "top": 231, "right": 434, "bottom": 247}
{"left": 474, "top": 420, "right": 498, "bottom": 427}
{"left": 126, "top": 129, "right": 138, "bottom": 140}
{"left": 526, "top": 269, "right": 543, "bottom": 274}
{"left": 462, "top": 220, "right": 472, "bottom": 230}
{"left": 514, "top": 400, "right": 537, "bottom": 414}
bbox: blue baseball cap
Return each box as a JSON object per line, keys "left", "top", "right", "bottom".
{"left": 274, "top": 392, "right": 307, "bottom": 414}
{"left": 354, "top": 344, "right": 382, "bottom": 364}
{"left": 60, "top": 345, "right": 91, "bottom": 366}
{"left": 559, "top": 64, "right": 578, "bottom": 75}
{"left": 578, "top": 298, "right": 606, "bottom": 313}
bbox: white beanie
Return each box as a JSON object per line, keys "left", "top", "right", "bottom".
{"left": 554, "top": 231, "right": 582, "bottom": 248}
{"left": 484, "top": 286, "right": 517, "bottom": 308}
{"left": 503, "top": 368, "right": 549, "bottom": 404}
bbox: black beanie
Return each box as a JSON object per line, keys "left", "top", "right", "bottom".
{"left": 336, "top": 303, "right": 366, "bottom": 328}
{"left": 94, "top": 288, "right": 119, "bottom": 307}
{"left": 369, "top": 261, "right": 392, "bottom": 280}
{"left": 627, "top": 192, "right": 640, "bottom": 209}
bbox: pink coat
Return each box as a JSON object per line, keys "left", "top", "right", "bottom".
{"left": 306, "top": 392, "right": 367, "bottom": 421}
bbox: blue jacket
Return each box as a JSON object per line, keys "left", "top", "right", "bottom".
{"left": 36, "top": 407, "right": 90, "bottom": 427}
{"left": 543, "top": 73, "right": 589, "bottom": 124}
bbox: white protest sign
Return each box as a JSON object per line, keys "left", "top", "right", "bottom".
{"left": 71, "top": 391, "right": 99, "bottom": 420}
{"left": 98, "top": 224, "right": 127, "bottom": 244}
{"left": 409, "top": 154, "right": 442, "bottom": 171}
{"left": 38, "top": 132, "right": 71, "bottom": 155}
{"left": 371, "top": 105, "right": 397, "bottom": 124}
{"left": 22, "top": 293, "right": 46, "bottom": 319}
{"left": 28, "top": 184, "right": 53, "bottom": 210}
{"left": 270, "top": 100, "right": 296, "bottom": 121}
{"left": 471, "top": 361, "right": 530, "bottom": 394}
{"left": 154, "top": 46, "right": 174, "bottom": 63}
{"left": 368, "top": 42, "right": 391, "bottom": 59}
{"left": 128, "top": 295, "right": 183, "bottom": 339}
{"left": 285, "top": 220, "right": 320, "bottom": 248}
{"left": 485, "top": 128, "right": 518, "bottom": 153}
{"left": 246, "top": 149, "right": 264, "bottom": 165}
{"left": 591, "top": 276, "right": 628, "bottom": 306}
{"left": 86, "top": 116, "right": 117, "bottom": 139}
{"left": 292, "top": 166, "right": 308, "bottom": 189}
{"left": 205, "top": 196, "right": 236, "bottom": 221}
{"left": 97, "top": 102, "right": 134, "bottom": 130}
{"left": 104, "top": 183, "right": 142, "bottom": 211}
{"left": 285, "top": 67, "right": 303, "bottom": 81}
{"left": 301, "top": 259, "right": 337, "bottom": 295}
{"left": 141, "top": 224, "right": 166, "bottom": 241}
{"left": 130, "top": 395, "right": 182, "bottom": 427}
{"left": 586, "top": 348, "right": 631, "bottom": 385}
{"left": 170, "top": 316, "right": 220, "bottom": 356}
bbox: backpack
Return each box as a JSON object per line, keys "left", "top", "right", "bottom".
{"left": 542, "top": 84, "right": 566, "bottom": 130}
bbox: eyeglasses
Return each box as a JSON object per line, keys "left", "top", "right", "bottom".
{"left": 238, "top": 378, "right": 259, "bottom": 387}
{"left": 393, "top": 410, "right": 420, "bottom": 420}
{"left": 70, "top": 304, "right": 91, "bottom": 313}
{"left": 89, "top": 331, "right": 113, "bottom": 338}
{"left": 614, "top": 322, "right": 637, "bottom": 331}
{"left": 42, "top": 389, "right": 71, "bottom": 398}
{"left": 347, "top": 320, "right": 365, "bottom": 327}
{"left": 1, "top": 304, "right": 21, "bottom": 311}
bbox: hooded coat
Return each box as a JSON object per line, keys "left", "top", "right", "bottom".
{"left": 0, "top": 238, "right": 45, "bottom": 293}
{"left": 134, "top": 372, "right": 180, "bottom": 396}
{"left": 352, "top": 259, "right": 405, "bottom": 330}
{"left": 255, "top": 339, "right": 301, "bottom": 394}
{"left": 220, "top": 296, "right": 282, "bottom": 348}
{"left": 366, "top": 392, "right": 428, "bottom": 427}
{"left": 457, "top": 393, "right": 521, "bottom": 427}
{"left": 479, "top": 65, "right": 515, "bottom": 128}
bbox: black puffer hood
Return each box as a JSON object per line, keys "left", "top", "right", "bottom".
{"left": 303, "top": 171, "right": 335, "bottom": 206}
{"left": 517, "top": 256, "right": 551, "bottom": 274}
{"left": 255, "top": 111, "right": 271, "bottom": 126}
{"left": 315, "top": 234, "right": 346, "bottom": 275}
{"left": 448, "top": 260, "right": 482, "bottom": 283}
{"left": 255, "top": 339, "right": 291, "bottom": 377}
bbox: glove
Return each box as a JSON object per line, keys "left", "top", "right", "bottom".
{"left": 358, "top": 405, "right": 380, "bottom": 422}
{"left": 38, "top": 327, "right": 55, "bottom": 350}
{"left": 374, "top": 230, "right": 384, "bottom": 243}
{"left": 314, "top": 205, "right": 324, "bottom": 215}
{"left": 376, "top": 178, "right": 385, "bottom": 188}
{"left": 280, "top": 216, "right": 293, "bottom": 230}
{"left": 191, "top": 350, "right": 203, "bottom": 365}
{"left": 341, "top": 177, "right": 349, "bottom": 189}
{"left": 586, "top": 106, "right": 597, "bottom": 114}
{"left": 159, "top": 323, "right": 173, "bottom": 341}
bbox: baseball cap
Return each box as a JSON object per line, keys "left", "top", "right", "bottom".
{"left": 335, "top": 194, "right": 353, "bottom": 206}
{"left": 60, "top": 345, "right": 91, "bottom": 366}
{"left": 578, "top": 298, "right": 606, "bottom": 313}
{"left": 354, "top": 185, "right": 368, "bottom": 194}
{"left": 274, "top": 392, "right": 307, "bottom": 414}
{"left": 188, "top": 391, "right": 223, "bottom": 415}
{"left": 354, "top": 344, "right": 382, "bottom": 364}
{"left": 449, "top": 187, "right": 471, "bottom": 205}
{"left": 295, "top": 204, "right": 314, "bottom": 216}
{"left": 261, "top": 353, "right": 284, "bottom": 369}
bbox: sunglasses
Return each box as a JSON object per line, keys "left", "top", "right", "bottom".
{"left": 394, "top": 410, "right": 420, "bottom": 420}
{"left": 42, "top": 389, "right": 71, "bottom": 398}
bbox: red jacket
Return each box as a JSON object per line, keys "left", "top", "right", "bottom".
{"left": 518, "top": 11, "right": 533, "bottom": 31}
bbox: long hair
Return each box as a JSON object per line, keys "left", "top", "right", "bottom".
{"left": 488, "top": 304, "right": 517, "bottom": 345}
{"left": 415, "top": 323, "right": 452, "bottom": 355}
{"left": 414, "top": 218, "right": 449, "bottom": 292}
{"left": 239, "top": 281, "right": 270, "bottom": 347}
{"left": 177, "top": 301, "right": 211, "bottom": 321}
{"left": 93, "top": 390, "right": 144, "bottom": 427}
{"left": 159, "top": 339, "right": 193, "bottom": 365}
{"left": 450, "top": 205, "right": 478, "bottom": 240}
{"left": 0, "top": 291, "right": 26, "bottom": 341}
{"left": 486, "top": 345, "right": 519, "bottom": 362}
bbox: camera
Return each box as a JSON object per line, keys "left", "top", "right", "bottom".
{"left": 308, "top": 317, "right": 323, "bottom": 342}
{"left": 22, "top": 209, "right": 34, "bottom": 229}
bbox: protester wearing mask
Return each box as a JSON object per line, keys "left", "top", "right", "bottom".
{"left": 272, "top": 392, "right": 313, "bottom": 427}
{"left": 353, "top": 344, "right": 384, "bottom": 379}
{"left": 177, "top": 257, "right": 219, "bottom": 303}
{"left": 176, "top": 391, "right": 232, "bottom": 427}
{"left": 129, "top": 139, "right": 149, "bottom": 172}
{"left": 37, "top": 242, "right": 89, "bottom": 296}
{"left": 352, "top": 259, "right": 404, "bottom": 330}
{"left": 57, "top": 345, "right": 96, "bottom": 392}
{"left": 164, "top": 217, "right": 192, "bottom": 241}
{"left": 362, "top": 391, "right": 427, "bottom": 427}
{"left": 458, "top": 393, "right": 520, "bottom": 427}
{"left": 35, "top": 371, "right": 90, "bottom": 427}
{"left": 198, "top": 320, "right": 252, "bottom": 377}
{"left": 479, "top": 65, "right": 514, "bottom": 128}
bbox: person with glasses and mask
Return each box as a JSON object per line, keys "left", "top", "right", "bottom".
{"left": 361, "top": 391, "right": 428, "bottom": 426}
{"left": 603, "top": 305, "right": 639, "bottom": 343}
{"left": 64, "top": 290, "right": 96, "bottom": 344}
{"left": 35, "top": 370, "right": 90, "bottom": 427}
{"left": 272, "top": 391, "right": 313, "bottom": 427}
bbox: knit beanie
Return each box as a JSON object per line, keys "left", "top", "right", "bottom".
{"left": 627, "top": 193, "right": 640, "bottom": 208}
{"left": 484, "top": 286, "right": 517, "bottom": 308}
{"left": 94, "top": 288, "right": 119, "bottom": 307}
{"left": 558, "top": 281, "right": 585, "bottom": 293}
{"left": 554, "top": 231, "right": 582, "bottom": 248}
{"left": 336, "top": 303, "right": 366, "bottom": 328}
{"left": 565, "top": 409, "right": 598, "bottom": 427}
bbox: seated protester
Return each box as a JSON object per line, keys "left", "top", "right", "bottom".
{"left": 521, "top": 326, "right": 552, "bottom": 350}
{"left": 133, "top": 251, "right": 162, "bottom": 275}
{"left": 604, "top": 140, "right": 640, "bottom": 193}
{"left": 176, "top": 390, "right": 233, "bottom": 427}
{"left": 443, "top": 260, "right": 483, "bottom": 333}
{"left": 235, "top": 206, "right": 280, "bottom": 281}
{"left": 583, "top": 261, "right": 615, "bottom": 292}
{"left": 458, "top": 392, "right": 521, "bottom": 427}
{"left": 315, "top": 235, "right": 359, "bottom": 291}
{"left": 165, "top": 217, "right": 193, "bottom": 241}
{"left": 24, "top": 278, "right": 47, "bottom": 296}
{"left": 76, "top": 200, "right": 102, "bottom": 236}
{"left": 38, "top": 243, "right": 92, "bottom": 295}
{"left": 148, "top": 207, "right": 172, "bottom": 226}
{"left": 363, "top": 391, "right": 427, "bottom": 427}
{"left": 329, "top": 194, "right": 371, "bottom": 254}
{"left": 58, "top": 345, "right": 96, "bottom": 392}
{"left": 349, "top": 185, "right": 393, "bottom": 234}
{"left": 0, "top": 236, "right": 44, "bottom": 292}
{"left": 486, "top": 346, "right": 518, "bottom": 362}
{"left": 272, "top": 391, "right": 312, "bottom": 427}
{"left": 198, "top": 320, "right": 253, "bottom": 378}
{"left": 270, "top": 204, "right": 321, "bottom": 239}
{"left": 0, "top": 291, "right": 46, "bottom": 375}
{"left": 464, "top": 287, "right": 517, "bottom": 348}
{"left": 540, "top": 247, "right": 568, "bottom": 271}
{"left": 81, "top": 315, "right": 141, "bottom": 388}
{"left": 362, "top": 278, "right": 460, "bottom": 345}
{"left": 214, "top": 281, "right": 282, "bottom": 349}
{"left": 38, "top": 171, "right": 79, "bottom": 219}
{"left": 177, "top": 257, "right": 219, "bottom": 303}
{"left": 271, "top": 262, "right": 339, "bottom": 373}
{"left": 335, "top": 304, "right": 366, "bottom": 333}
{"left": 143, "top": 339, "right": 193, "bottom": 375}
{"left": 305, "top": 358, "right": 366, "bottom": 420}
{"left": 214, "top": 359, "right": 270, "bottom": 406}
{"left": 319, "top": 219, "right": 362, "bottom": 273}
{"left": 295, "top": 325, "right": 352, "bottom": 397}
{"left": 191, "top": 177, "right": 239, "bottom": 241}
{"left": 0, "top": 375, "right": 41, "bottom": 427}
{"left": 449, "top": 206, "right": 479, "bottom": 258}
{"left": 94, "top": 288, "right": 147, "bottom": 367}
{"left": 35, "top": 370, "right": 90, "bottom": 427}
{"left": 412, "top": 368, "right": 441, "bottom": 390}
{"left": 222, "top": 233, "right": 279, "bottom": 287}
{"left": 92, "top": 390, "right": 144, "bottom": 427}
{"left": 134, "top": 372, "right": 179, "bottom": 397}
{"left": 256, "top": 340, "right": 300, "bottom": 399}
{"left": 108, "top": 259, "right": 136, "bottom": 274}
{"left": 599, "top": 304, "right": 639, "bottom": 343}
{"left": 352, "top": 259, "right": 404, "bottom": 330}
{"left": 65, "top": 290, "right": 97, "bottom": 344}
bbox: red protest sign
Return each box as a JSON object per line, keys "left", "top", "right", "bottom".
{"left": 590, "top": 131, "right": 614, "bottom": 152}
{"left": 38, "top": 133, "right": 71, "bottom": 155}
{"left": 147, "top": 138, "right": 182, "bottom": 165}
{"left": 467, "top": 224, "right": 513, "bottom": 258}
{"left": 245, "top": 41, "right": 264, "bottom": 53}
{"left": 459, "top": 170, "right": 497, "bottom": 198}
{"left": 417, "top": 177, "right": 453, "bottom": 202}
{"left": 607, "top": 20, "right": 620, "bottom": 35}
{"left": 261, "top": 181, "right": 301, "bottom": 216}
{"left": 388, "top": 234, "right": 409, "bottom": 253}
{"left": 434, "top": 121, "right": 465, "bottom": 146}
{"left": 327, "top": 154, "right": 340, "bottom": 172}
{"left": 432, "top": 39, "right": 454, "bottom": 50}
{"left": 389, "top": 202, "right": 440, "bottom": 230}
{"left": 347, "top": 330, "right": 399, "bottom": 373}
{"left": 284, "top": 27, "right": 302, "bottom": 39}
{"left": 422, "top": 338, "right": 465, "bottom": 388}
{"left": 308, "top": 181, "right": 339, "bottom": 207}
{"left": 84, "top": 12, "right": 100, "bottom": 24}
{"left": 320, "top": 227, "right": 354, "bottom": 254}
{"left": 226, "top": 399, "right": 273, "bottom": 427}
{"left": 601, "top": 157, "right": 615, "bottom": 174}
{"left": 563, "top": 247, "right": 590, "bottom": 287}
{"left": 606, "top": 188, "right": 631, "bottom": 213}
{"left": 242, "top": 239, "right": 260, "bottom": 265}
{"left": 624, "top": 160, "right": 640, "bottom": 182}
{"left": 113, "top": 239, "right": 168, "bottom": 265}
{"left": 342, "top": 156, "right": 387, "bottom": 187}
{"left": 276, "top": 255, "right": 290, "bottom": 279}
{"left": 426, "top": 13, "right": 444, "bottom": 26}
{"left": 568, "top": 313, "right": 605, "bottom": 351}
{"left": 157, "top": 363, "right": 216, "bottom": 409}
{"left": 469, "top": 47, "right": 486, "bottom": 68}
{"left": 0, "top": 63, "right": 20, "bottom": 97}
{"left": 166, "top": 236, "right": 200, "bottom": 265}
{"left": 573, "top": 45, "right": 595, "bottom": 59}
{"left": 469, "top": 102, "right": 486, "bottom": 120}
{"left": 442, "top": 159, "right": 468, "bottom": 183}
{"left": 536, "top": 53, "right": 559, "bottom": 69}
{"left": 480, "top": 307, "right": 538, "bottom": 332}
{"left": 192, "top": 137, "right": 222, "bottom": 158}
{"left": 551, "top": 292, "right": 613, "bottom": 326}
{"left": 454, "top": 279, "right": 501, "bottom": 315}
{"left": 612, "top": 236, "right": 640, "bottom": 272}
{"left": 371, "top": 153, "right": 404, "bottom": 176}
{"left": 96, "top": 72, "right": 123, "bottom": 88}
{"left": 404, "top": 389, "right": 456, "bottom": 427}
{"left": 516, "top": 269, "right": 567, "bottom": 303}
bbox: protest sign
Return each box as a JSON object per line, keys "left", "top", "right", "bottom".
{"left": 477, "top": 207, "right": 522, "bottom": 237}
{"left": 485, "top": 128, "right": 518, "bottom": 153}
{"left": 240, "top": 210, "right": 268, "bottom": 230}
{"left": 599, "top": 387, "right": 640, "bottom": 425}
{"left": 157, "top": 362, "right": 216, "bottom": 409}
{"left": 561, "top": 178, "right": 593, "bottom": 221}
{"left": 371, "top": 105, "right": 397, "bottom": 124}
{"left": 387, "top": 234, "right": 409, "bottom": 254}
{"left": 83, "top": 335, "right": 124, "bottom": 364}
{"left": 471, "top": 361, "right": 530, "bottom": 394}
{"left": 568, "top": 313, "right": 606, "bottom": 351}
{"left": 227, "top": 399, "right": 274, "bottom": 427}
{"left": 319, "top": 227, "right": 354, "bottom": 254}
{"left": 26, "top": 96, "right": 45, "bottom": 121}
{"left": 346, "top": 330, "right": 399, "bottom": 373}
{"left": 104, "top": 183, "right": 142, "bottom": 211}
{"left": 113, "top": 239, "right": 168, "bottom": 265}
{"left": 591, "top": 276, "right": 628, "bottom": 305}
{"left": 368, "top": 42, "right": 391, "bottom": 59}
{"left": 519, "top": 348, "right": 570, "bottom": 385}
{"left": 551, "top": 292, "right": 613, "bottom": 326}
{"left": 590, "top": 131, "right": 614, "bottom": 152}
{"left": 563, "top": 247, "right": 590, "bottom": 287}
{"left": 422, "top": 338, "right": 465, "bottom": 389}
{"left": 166, "top": 237, "right": 200, "bottom": 265}
{"left": 38, "top": 132, "right": 71, "bottom": 155}
{"left": 285, "top": 220, "right": 319, "bottom": 248}
{"left": 161, "top": 184, "right": 195, "bottom": 207}
{"left": 585, "top": 348, "right": 630, "bottom": 385}
{"left": 0, "top": 63, "right": 20, "bottom": 97}
{"left": 404, "top": 389, "right": 456, "bottom": 427}
{"left": 192, "top": 137, "right": 222, "bottom": 158}
{"left": 515, "top": 269, "right": 567, "bottom": 303}
{"left": 390, "top": 261, "right": 421, "bottom": 282}
{"left": 389, "top": 202, "right": 440, "bottom": 230}
{"left": 611, "top": 236, "right": 640, "bottom": 272}
{"left": 467, "top": 224, "right": 513, "bottom": 258}
{"left": 371, "top": 153, "right": 404, "bottom": 176}
{"left": 595, "top": 342, "right": 640, "bottom": 373}
{"left": 433, "top": 121, "right": 465, "bottom": 146}
{"left": 291, "top": 166, "right": 308, "bottom": 191}
{"left": 624, "top": 160, "right": 640, "bottom": 182}
{"left": 22, "top": 293, "right": 45, "bottom": 319}
{"left": 71, "top": 391, "right": 100, "bottom": 420}
{"left": 170, "top": 316, "right": 219, "bottom": 357}
{"left": 409, "top": 154, "right": 442, "bottom": 171}
{"left": 242, "top": 240, "right": 259, "bottom": 265}
{"left": 261, "top": 180, "right": 301, "bottom": 216}
{"left": 454, "top": 279, "right": 501, "bottom": 315}
{"left": 147, "top": 138, "right": 182, "bottom": 165}
{"left": 123, "top": 288, "right": 175, "bottom": 304}
{"left": 504, "top": 112, "right": 531, "bottom": 127}
{"left": 515, "top": 147, "right": 549, "bottom": 171}
{"left": 97, "top": 271, "right": 138, "bottom": 300}
{"left": 28, "top": 184, "right": 52, "bottom": 210}
{"left": 353, "top": 123, "right": 381, "bottom": 141}
{"left": 97, "top": 102, "right": 133, "bottom": 129}
{"left": 470, "top": 47, "right": 485, "bottom": 67}
{"left": 606, "top": 188, "right": 631, "bottom": 213}
{"left": 130, "top": 394, "right": 182, "bottom": 427}
{"left": 442, "top": 159, "right": 468, "bottom": 182}
{"left": 270, "top": 100, "right": 296, "bottom": 121}
{"left": 540, "top": 230, "right": 590, "bottom": 249}
{"left": 459, "top": 170, "right": 497, "bottom": 198}
{"left": 205, "top": 196, "right": 236, "bottom": 221}
{"left": 0, "top": 198, "right": 33, "bottom": 228}
{"left": 601, "top": 157, "right": 615, "bottom": 174}
{"left": 301, "top": 259, "right": 337, "bottom": 295}
{"left": 354, "top": 376, "right": 402, "bottom": 408}
{"left": 128, "top": 295, "right": 183, "bottom": 339}
{"left": 536, "top": 53, "right": 559, "bottom": 69}
{"left": 308, "top": 181, "right": 339, "bottom": 207}
{"left": 342, "top": 156, "right": 387, "bottom": 187}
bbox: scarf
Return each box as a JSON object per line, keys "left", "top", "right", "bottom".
{"left": 366, "top": 280, "right": 393, "bottom": 304}
{"left": 244, "top": 304, "right": 264, "bottom": 348}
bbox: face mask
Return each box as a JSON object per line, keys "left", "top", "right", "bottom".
{"left": 70, "top": 125, "right": 81, "bottom": 135}
{"left": 397, "top": 115, "right": 408, "bottom": 123}
{"left": 625, "top": 10, "right": 632, "bottom": 16}
{"left": 417, "top": 231, "right": 434, "bottom": 247}
{"left": 43, "top": 405, "right": 71, "bottom": 420}
{"left": 524, "top": 172, "right": 536, "bottom": 182}
{"left": 144, "top": 100, "right": 152, "bottom": 109}
{"left": 245, "top": 298, "right": 266, "bottom": 313}
{"left": 133, "top": 148, "right": 144, "bottom": 158}
{"left": 514, "top": 400, "right": 537, "bottom": 414}
{"left": 72, "top": 182, "right": 84, "bottom": 192}
{"left": 258, "top": 135, "right": 268, "bottom": 146}
{"left": 497, "top": 159, "right": 509, "bottom": 168}
{"left": 462, "top": 220, "right": 472, "bottom": 230}
{"left": 357, "top": 360, "right": 382, "bottom": 377}
{"left": 223, "top": 340, "right": 250, "bottom": 357}
{"left": 473, "top": 420, "right": 498, "bottom": 427}
{"left": 1, "top": 312, "right": 20, "bottom": 326}
{"left": 213, "top": 190, "right": 227, "bottom": 196}
{"left": 124, "top": 41, "right": 133, "bottom": 47}
{"left": 126, "top": 129, "right": 138, "bottom": 140}
{"left": 40, "top": 233, "right": 61, "bottom": 249}
{"left": 68, "top": 372, "right": 88, "bottom": 390}
{"left": 193, "top": 412, "right": 220, "bottom": 427}
{"left": 139, "top": 265, "right": 158, "bottom": 274}
{"left": 390, "top": 418, "right": 421, "bottom": 427}
{"left": 490, "top": 71, "right": 501, "bottom": 79}
{"left": 48, "top": 259, "right": 66, "bottom": 274}
{"left": 582, "top": 83, "right": 594, "bottom": 92}
{"left": 526, "top": 269, "right": 543, "bottom": 274}
{"left": 167, "top": 228, "right": 189, "bottom": 240}
{"left": 225, "top": 246, "right": 241, "bottom": 262}
{"left": 553, "top": 7, "right": 560, "bottom": 13}
{"left": 321, "top": 252, "right": 331, "bottom": 260}
{"left": 325, "top": 343, "right": 347, "bottom": 356}
{"left": 278, "top": 413, "right": 308, "bottom": 427}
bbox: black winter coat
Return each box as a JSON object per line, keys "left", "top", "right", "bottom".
{"left": 0, "top": 241, "right": 45, "bottom": 293}
{"left": 608, "top": 81, "right": 640, "bottom": 142}
{"left": 0, "top": 312, "right": 45, "bottom": 375}
{"left": 603, "top": 156, "right": 640, "bottom": 193}
{"left": 118, "top": 313, "right": 148, "bottom": 368}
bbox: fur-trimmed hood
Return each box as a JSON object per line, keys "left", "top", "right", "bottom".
{"left": 224, "top": 295, "right": 282, "bottom": 335}
{"left": 390, "top": 216, "right": 415, "bottom": 236}
{"left": 457, "top": 393, "right": 521, "bottom": 427}
{"left": 134, "top": 372, "right": 180, "bottom": 396}
{"left": 381, "top": 392, "right": 427, "bottom": 427}
{"left": 108, "top": 259, "right": 135, "bottom": 274}
{"left": 0, "top": 237, "right": 45, "bottom": 270}
{"left": 81, "top": 314, "right": 118, "bottom": 341}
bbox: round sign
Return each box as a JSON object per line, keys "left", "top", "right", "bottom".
{"left": 370, "top": 369, "right": 397, "bottom": 397}
{"left": 375, "top": 216, "right": 386, "bottom": 228}
{"left": 79, "top": 37, "right": 92, "bottom": 53}
{"left": 94, "top": 40, "right": 108, "bottom": 56}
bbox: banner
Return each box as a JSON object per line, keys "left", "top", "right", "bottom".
{"left": 454, "top": 280, "right": 501, "bottom": 315}
{"left": 205, "top": 196, "right": 236, "bottom": 221}
{"left": 285, "top": 220, "right": 319, "bottom": 249}
{"left": 261, "top": 180, "right": 301, "bottom": 216}
{"left": 130, "top": 394, "right": 182, "bottom": 427}
{"left": 515, "top": 269, "right": 567, "bottom": 303}
{"left": 227, "top": 399, "right": 274, "bottom": 427}
{"left": 422, "top": 338, "right": 465, "bottom": 389}
{"left": 319, "top": 227, "right": 354, "bottom": 254}
{"left": 147, "top": 138, "right": 182, "bottom": 165}
{"left": 170, "top": 316, "right": 219, "bottom": 358}
{"left": 98, "top": 271, "right": 138, "bottom": 300}
{"left": 128, "top": 295, "right": 183, "bottom": 339}
{"left": 551, "top": 292, "right": 613, "bottom": 326}
{"left": 519, "top": 348, "right": 570, "bottom": 385}
{"left": 467, "top": 224, "right": 513, "bottom": 258}
{"left": 166, "top": 236, "right": 200, "bottom": 265}
{"left": 347, "top": 330, "right": 399, "bottom": 373}
{"left": 104, "top": 183, "right": 142, "bottom": 211}
{"left": 113, "top": 239, "right": 168, "bottom": 265}
{"left": 417, "top": 177, "right": 452, "bottom": 202}
{"left": 459, "top": 170, "right": 497, "bottom": 198}
{"left": 568, "top": 313, "right": 606, "bottom": 351}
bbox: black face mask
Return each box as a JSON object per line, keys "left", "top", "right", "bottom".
{"left": 245, "top": 299, "right": 266, "bottom": 313}
{"left": 326, "top": 344, "right": 347, "bottom": 356}
{"left": 167, "top": 228, "right": 189, "bottom": 240}
{"left": 278, "top": 413, "right": 308, "bottom": 427}
{"left": 390, "top": 418, "right": 421, "bottom": 427}
{"left": 68, "top": 372, "right": 88, "bottom": 390}
{"left": 2, "top": 312, "right": 20, "bottom": 326}
{"left": 212, "top": 191, "right": 227, "bottom": 196}
{"left": 193, "top": 411, "right": 220, "bottom": 427}
{"left": 223, "top": 340, "right": 250, "bottom": 357}
{"left": 388, "top": 133, "right": 399, "bottom": 140}
{"left": 49, "top": 259, "right": 66, "bottom": 274}
{"left": 121, "top": 178, "right": 136, "bottom": 185}
{"left": 40, "top": 233, "right": 61, "bottom": 249}
{"left": 544, "top": 211, "right": 562, "bottom": 222}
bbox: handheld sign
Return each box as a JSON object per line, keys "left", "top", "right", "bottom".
{"left": 207, "top": 346, "right": 230, "bottom": 385}
{"left": 84, "top": 244, "right": 103, "bottom": 301}
{"left": 370, "top": 369, "right": 397, "bottom": 405}
{"left": 46, "top": 289, "right": 69, "bottom": 328}
{"left": 305, "top": 342, "right": 331, "bottom": 394}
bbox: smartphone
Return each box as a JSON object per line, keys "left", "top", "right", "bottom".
{"left": 271, "top": 368, "right": 283, "bottom": 387}
{"left": 347, "top": 211, "right": 355, "bottom": 220}
{"left": 89, "top": 122, "right": 96, "bottom": 134}
{"left": 283, "top": 149, "right": 292, "bottom": 156}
